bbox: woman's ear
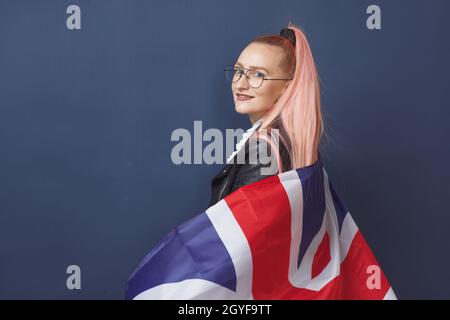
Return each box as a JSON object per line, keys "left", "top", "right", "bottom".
{"left": 275, "top": 82, "right": 290, "bottom": 104}
{"left": 281, "top": 80, "right": 292, "bottom": 94}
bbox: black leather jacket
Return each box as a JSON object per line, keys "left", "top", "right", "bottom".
{"left": 208, "top": 134, "right": 291, "bottom": 207}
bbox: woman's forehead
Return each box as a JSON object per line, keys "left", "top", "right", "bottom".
{"left": 236, "top": 43, "right": 285, "bottom": 73}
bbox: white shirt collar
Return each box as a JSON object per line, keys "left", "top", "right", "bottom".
{"left": 226, "top": 119, "right": 264, "bottom": 164}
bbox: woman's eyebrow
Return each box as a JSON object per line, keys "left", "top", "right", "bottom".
{"left": 234, "top": 62, "right": 269, "bottom": 74}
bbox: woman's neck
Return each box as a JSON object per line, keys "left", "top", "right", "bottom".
{"left": 249, "top": 115, "right": 265, "bottom": 126}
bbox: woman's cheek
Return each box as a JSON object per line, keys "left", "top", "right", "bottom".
{"left": 255, "top": 97, "right": 271, "bottom": 112}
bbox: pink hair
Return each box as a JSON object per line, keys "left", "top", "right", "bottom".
{"left": 252, "top": 22, "right": 324, "bottom": 172}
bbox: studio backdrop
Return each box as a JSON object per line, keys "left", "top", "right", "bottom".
{"left": 0, "top": 0, "right": 449, "bottom": 299}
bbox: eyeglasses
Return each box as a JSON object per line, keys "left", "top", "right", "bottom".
{"left": 224, "top": 65, "right": 293, "bottom": 88}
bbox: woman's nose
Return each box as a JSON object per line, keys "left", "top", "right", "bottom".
{"left": 234, "top": 74, "right": 250, "bottom": 90}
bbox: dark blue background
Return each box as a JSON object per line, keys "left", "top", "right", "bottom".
{"left": 0, "top": 0, "right": 449, "bottom": 299}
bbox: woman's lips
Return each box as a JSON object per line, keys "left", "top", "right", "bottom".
{"left": 236, "top": 94, "right": 254, "bottom": 101}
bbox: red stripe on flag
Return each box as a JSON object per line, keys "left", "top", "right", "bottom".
{"left": 312, "top": 232, "right": 331, "bottom": 279}
{"left": 339, "top": 230, "right": 391, "bottom": 299}
{"left": 224, "top": 176, "right": 391, "bottom": 299}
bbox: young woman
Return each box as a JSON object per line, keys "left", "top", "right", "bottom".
{"left": 126, "top": 22, "right": 397, "bottom": 301}
{"left": 209, "top": 23, "right": 324, "bottom": 207}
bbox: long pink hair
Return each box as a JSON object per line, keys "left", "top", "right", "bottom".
{"left": 252, "top": 22, "right": 324, "bottom": 172}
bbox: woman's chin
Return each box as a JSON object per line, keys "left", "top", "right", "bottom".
{"left": 234, "top": 104, "right": 253, "bottom": 115}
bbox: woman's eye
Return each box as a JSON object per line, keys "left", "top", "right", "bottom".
{"left": 253, "top": 71, "right": 264, "bottom": 78}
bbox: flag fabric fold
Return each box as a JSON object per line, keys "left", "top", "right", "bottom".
{"left": 125, "top": 159, "right": 396, "bottom": 300}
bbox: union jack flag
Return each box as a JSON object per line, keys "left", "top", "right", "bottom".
{"left": 125, "top": 159, "right": 396, "bottom": 300}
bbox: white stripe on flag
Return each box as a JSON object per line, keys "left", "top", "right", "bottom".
{"left": 383, "top": 286, "right": 398, "bottom": 300}
{"left": 206, "top": 199, "right": 254, "bottom": 299}
{"left": 134, "top": 199, "right": 253, "bottom": 300}
{"left": 280, "top": 168, "right": 356, "bottom": 291}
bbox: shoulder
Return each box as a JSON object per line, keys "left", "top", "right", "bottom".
{"left": 245, "top": 129, "right": 291, "bottom": 172}
{"left": 224, "top": 126, "right": 293, "bottom": 196}
{"left": 229, "top": 132, "right": 285, "bottom": 189}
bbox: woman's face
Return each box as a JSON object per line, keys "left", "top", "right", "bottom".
{"left": 232, "top": 42, "right": 292, "bottom": 124}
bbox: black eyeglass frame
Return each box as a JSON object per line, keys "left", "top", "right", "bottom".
{"left": 224, "top": 65, "right": 293, "bottom": 88}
